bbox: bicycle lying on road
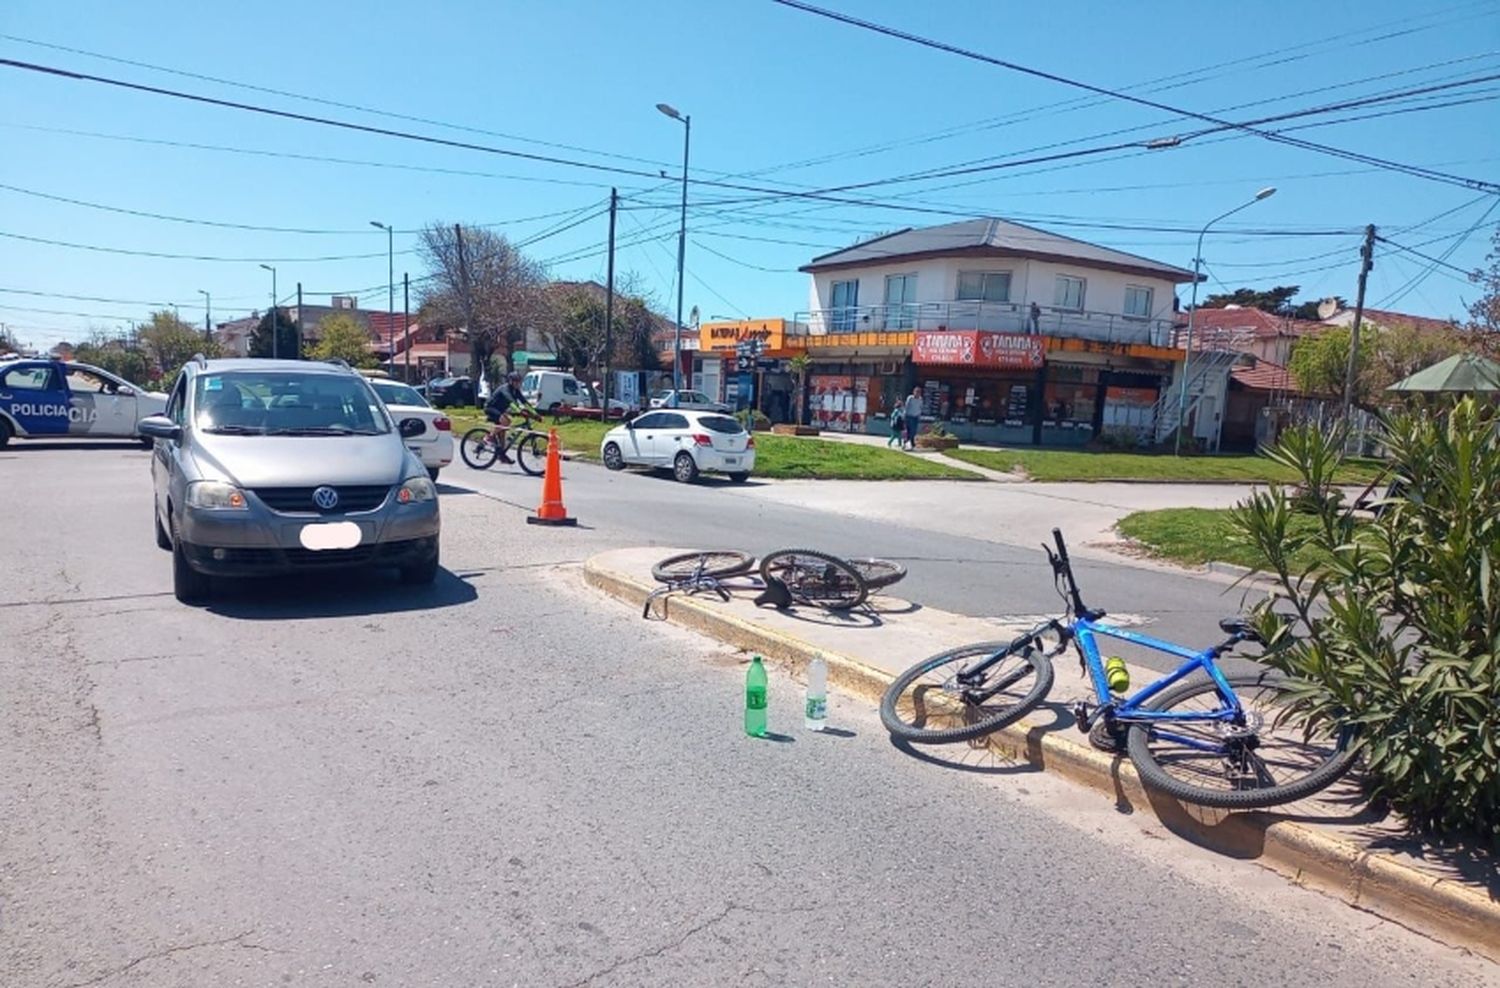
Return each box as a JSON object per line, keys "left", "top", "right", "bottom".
{"left": 643, "top": 548, "right": 907, "bottom": 618}
{"left": 879, "top": 528, "right": 1356, "bottom": 810}
{"left": 458, "top": 409, "right": 551, "bottom": 476}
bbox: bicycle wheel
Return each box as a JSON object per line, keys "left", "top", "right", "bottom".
{"left": 846, "top": 557, "right": 907, "bottom": 591}
{"left": 759, "top": 548, "right": 868, "bottom": 610}
{"left": 651, "top": 550, "right": 756, "bottom": 584}
{"left": 881, "top": 640, "right": 1055, "bottom": 745}
{"left": 515, "top": 432, "right": 550, "bottom": 477}
{"left": 1125, "top": 671, "right": 1356, "bottom": 809}
{"left": 459, "top": 428, "right": 498, "bottom": 470}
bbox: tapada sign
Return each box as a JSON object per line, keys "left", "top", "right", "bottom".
{"left": 913, "top": 331, "right": 1044, "bottom": 369}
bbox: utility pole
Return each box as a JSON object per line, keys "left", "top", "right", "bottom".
{"left": 604, "top": 187, "right": 618, "bottom": 414}
{"left": 296, "top": 282, "right": 304, "bottom": 359}
{"left": 455, "top": 223, "right": 476, "bottom": 405}
{"left": 1341, "top": 224, "right": 1376, "bottom": 421}
{"left": 403, "top": 273, "right": 411, "bottom": 383}
{"left": 197, "top": 290, "right": 211, "bottom": 343}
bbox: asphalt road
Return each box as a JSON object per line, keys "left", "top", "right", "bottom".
{"left": 1, "top": 443, "right": 1493, "bottom": 986}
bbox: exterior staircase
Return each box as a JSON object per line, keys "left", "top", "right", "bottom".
{"left": 1152, "top": 349, "right": 1242, "bottom": 445}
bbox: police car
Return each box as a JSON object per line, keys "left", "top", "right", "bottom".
{"left": 0, "top": 358, "right": 168, "bottom": 446}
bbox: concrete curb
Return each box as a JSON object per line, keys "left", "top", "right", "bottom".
{"left": 584, "top": 555, "right": 1500, "bottom": 961}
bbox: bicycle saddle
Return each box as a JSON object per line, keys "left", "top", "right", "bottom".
{"left": 755, "top": 576, "right": 793, "bottom": 610}
{"left": 1218, "top": 617, "right": 1263, "bottom": 643}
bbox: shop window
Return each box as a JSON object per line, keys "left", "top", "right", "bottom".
{"left": 956, "top": 271, "right": 1012, "bottom": 303}
{"left": 1054, "top": 275, "right": 1087, "bottom": 311}
{"left": 1124, "top": 285, "right": 1154, "bottom": 319}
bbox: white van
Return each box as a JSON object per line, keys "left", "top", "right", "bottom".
{"left": 520, "top": 370, "right": 583, "bottom": 411}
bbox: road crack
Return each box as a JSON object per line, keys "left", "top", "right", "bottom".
{"left": 556, "top": 903, "right": 822, "bottom": 987}
{"left": 63, "top": 929, "right": 263, "bottom": 987}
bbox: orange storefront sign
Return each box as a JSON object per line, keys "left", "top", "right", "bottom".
{"left": 913, "top": 330, "right": 1045, "bottom": 369}
{"left": 699, "top": 318, "right": 797, "bottom": 353}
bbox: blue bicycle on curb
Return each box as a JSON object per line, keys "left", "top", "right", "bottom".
{"left": 880, "top": 529, "right": 1356, "bottom": 809}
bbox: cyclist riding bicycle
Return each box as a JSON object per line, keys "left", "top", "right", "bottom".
{"left": 482, "top": 371, "right": 536, "bottom": 464}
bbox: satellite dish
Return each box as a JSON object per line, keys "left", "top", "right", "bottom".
{"left": 1316, "top": 298, "right": 1340, "bottom": 320}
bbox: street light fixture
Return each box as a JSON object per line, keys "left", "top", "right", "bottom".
{"left": 259, "top": 263, "right": 278, "bottom": 359}
{"left": 1175, "top": 186, "right": 1277, "bottom": 456}
{"left": 657, "top": 102, "right": 690, "bottom": 392}
{"left": 371, "top": 220, "right": 395, "bottom": 374}
{"left": 197, "top": 289, "right": 211, "bottom": 343}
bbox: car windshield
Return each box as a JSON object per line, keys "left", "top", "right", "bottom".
{"left": 652, "top": 390, "right": 672, "bottom": 401}
{"left": 193, "top": 371, "right": 391, "bottom": 435}
{"left": 372, "top": 381, "right": 430, "bottom": 407}
{"left": 698, "top": 415, "right": 744, "bottom": 435}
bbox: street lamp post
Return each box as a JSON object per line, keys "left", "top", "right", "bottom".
{"left": 371, "top": 221, "right": 394, "bottom": 372}
{"left": 197, "top": 290, "right": 211, "bottom": 343}
{"left": 657, "top": 103, "right": 690, "bottom": 393}
{"left": 1175, "top": 186, "right": 1276, "bottom": 456}
{"left": 258, "top": 264, "right": 278, "bottom": 359}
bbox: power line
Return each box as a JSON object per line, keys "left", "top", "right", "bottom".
{"left": 0, "top": 230, "right": 407, "bottom": 263}
{"left": 768, "top": 0, "right": 1500, "bottom": 195}
{"left": 1376, "top": 234, "right": 1490, "bottom": 277}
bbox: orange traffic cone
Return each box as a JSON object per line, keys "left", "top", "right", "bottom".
{"left": 526, "top": 428, "right": 577, "bottom": 527}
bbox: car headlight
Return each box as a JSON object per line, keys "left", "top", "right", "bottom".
{"left": 397, "top": 476, "right": 437, "bottom": 504}
{"left": 186, "top": 480, "right": 248, "bottom": 510}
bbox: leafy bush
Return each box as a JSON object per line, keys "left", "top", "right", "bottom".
{"left": 1093, "top": 426, "right": 1145, "bottom": 451}
{"left": 1229, "top": 403, "right": 1499, "bottom": 840}
{"left": 736, "top": 409, "right": 771, "bottom": 432}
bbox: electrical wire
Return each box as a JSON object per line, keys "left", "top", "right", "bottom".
{"left": 768, "top": 1, "right": 1500, "bottom": 194}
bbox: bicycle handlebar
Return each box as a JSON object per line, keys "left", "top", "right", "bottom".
{"left": 1049, "top": 527, "right": 1092, "bottom": 618}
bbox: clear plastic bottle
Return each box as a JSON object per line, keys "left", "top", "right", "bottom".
{"left": 805, "top": 656, "right": 828, "bottom": 731}
{"left": 745, "top": 656, "right": 768, "bottom": 737}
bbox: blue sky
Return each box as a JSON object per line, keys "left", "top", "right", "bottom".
{"left": 2, "top": 0, "right": 1497, "bottom": 348}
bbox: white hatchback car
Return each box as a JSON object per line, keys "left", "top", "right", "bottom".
{"left": 369, "top": 378, "right": 454, "bottom": 480}
{"left": 600, "top": 409, "right": 755, "bottom": 483}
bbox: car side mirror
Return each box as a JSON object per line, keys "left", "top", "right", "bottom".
{"left": 624, "top": 418, "right": 636, "bottom": 429}
{"left": 137, "top": 415, "right": 181, "bottom": 442}
{"left": 117, "top": 385, "right": 136, "bottom": 397}
{"left": 399, "top": 417, "right": 426, "bottom": 439}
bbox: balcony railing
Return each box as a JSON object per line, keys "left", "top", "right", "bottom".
{"left": 796, "top": 301, "right": 1176, "bottom": 348}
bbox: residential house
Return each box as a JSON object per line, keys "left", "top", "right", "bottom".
{"left": 795, "top": 217, "right": 1200, "bottom": 446}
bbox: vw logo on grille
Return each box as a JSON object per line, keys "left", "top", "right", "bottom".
{"left": 312, "top": 486, "right": 340, "bottom": 510}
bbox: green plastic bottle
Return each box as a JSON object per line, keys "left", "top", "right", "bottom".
{"left": 745, "top": 656, "right": 768, "bottom": 737}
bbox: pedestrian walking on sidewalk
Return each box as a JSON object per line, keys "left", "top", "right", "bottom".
{"left": 887, "top": 403, "right": 904, "bottom": 447}
{"left": 902, "top": 388, "right": 924, "bottom": 450}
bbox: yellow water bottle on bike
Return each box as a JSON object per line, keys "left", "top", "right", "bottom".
{"left": 1104, "top": 656, "right": 1130, "bottom": 694}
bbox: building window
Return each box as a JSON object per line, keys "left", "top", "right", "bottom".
{"left": 884, "top": 273, "right": 918, "bottom": 329}
{"left": 956, "top": 271, "right": 1012, "bottom": 303}
{"left": 1124, "top": 285, "right": 1153, "bottom": 319}
{"left": 1054, "top": 275, "right": 1086, "bottom": 311}
{"left": 830, "top": 279, "right": 859, "bottom": 332}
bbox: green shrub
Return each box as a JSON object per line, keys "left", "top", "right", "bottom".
{"left": 735, "top": 408, "right": 771, "bottom": 432}
{"left": 1094, "top": 426, "right": 1144, "bottom": 451}
{"left": 1230, "top": 403, "right": 1500, "bottom": 841}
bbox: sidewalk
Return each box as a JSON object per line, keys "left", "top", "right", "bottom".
{"left": 584, "top": 546, "right": 1500, "bottom": 961}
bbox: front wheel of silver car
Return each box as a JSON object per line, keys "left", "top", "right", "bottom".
{"left": 171, "top": 518, "right": 211, "bottom": 604}
{"left": 603, "top": 442, "right": 625, "bottom": 471}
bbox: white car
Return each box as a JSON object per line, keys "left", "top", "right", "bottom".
{"left": 600, "top": 409, "right": 755, "bottom": 483}
{"left": 0, "top": 358, "right": 167, "bottom": 446}
{"left": 369, "top": 378, "right": 453, "bottom": 480}
{"left": 648, "top": 389, "right": 731, "bottom": 413}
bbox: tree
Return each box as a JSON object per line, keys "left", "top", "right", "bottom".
{"left": 416, "top": 223, "right": 546, "bottom": 380}
{"left": 789, "top": 352, "right": 811, "bottom": 426}
{"left": 73, "top": 331, "right": 150, "bottom": 384}
{"left": 0, "top": 325, "right": 20, "bottom": 354}
{"left": 1467, "top": 227, "right": 1500, "bottom": 355}
{"left": 1290, "top": 296, "right": 1345, "bottom": 321}
{"left": 308, "top": 313, "right": 376, "bottom": 368}
{"left": 248, "top": 308, "right": 301, "bottom": 359}
{"left": 1288, "top": 319, "right": 1466, "bottom": 406}
{"left": 536, "top": 283, "right": 663, "bottom": 380}
{"left": 139, "top": 309, "right": 217, "bottom": 375}
{"left": 1199, "top": 285, "right": 1301, "bottom": 313}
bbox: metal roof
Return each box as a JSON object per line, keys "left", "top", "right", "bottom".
{"left": 801, "top": 217, "right": 1200, "bottom": 282}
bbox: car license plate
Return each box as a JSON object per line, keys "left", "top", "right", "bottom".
{"left": 723, "top": 456, "right": 740, "bottom": 466}
{"left": 299, "top": 521, "right": 362, "bottom": 551}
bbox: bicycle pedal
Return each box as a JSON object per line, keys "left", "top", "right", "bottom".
{"left": 1071, "top": 701, "right": 1091, "bottom": 732}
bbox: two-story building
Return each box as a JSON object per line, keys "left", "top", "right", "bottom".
{"left": 795, "top": 217, "right": 1203, "bottom": 447}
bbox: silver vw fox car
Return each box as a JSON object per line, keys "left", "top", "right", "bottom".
{"left": 139, "top": 358, "right": 441, "bottom": 603}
